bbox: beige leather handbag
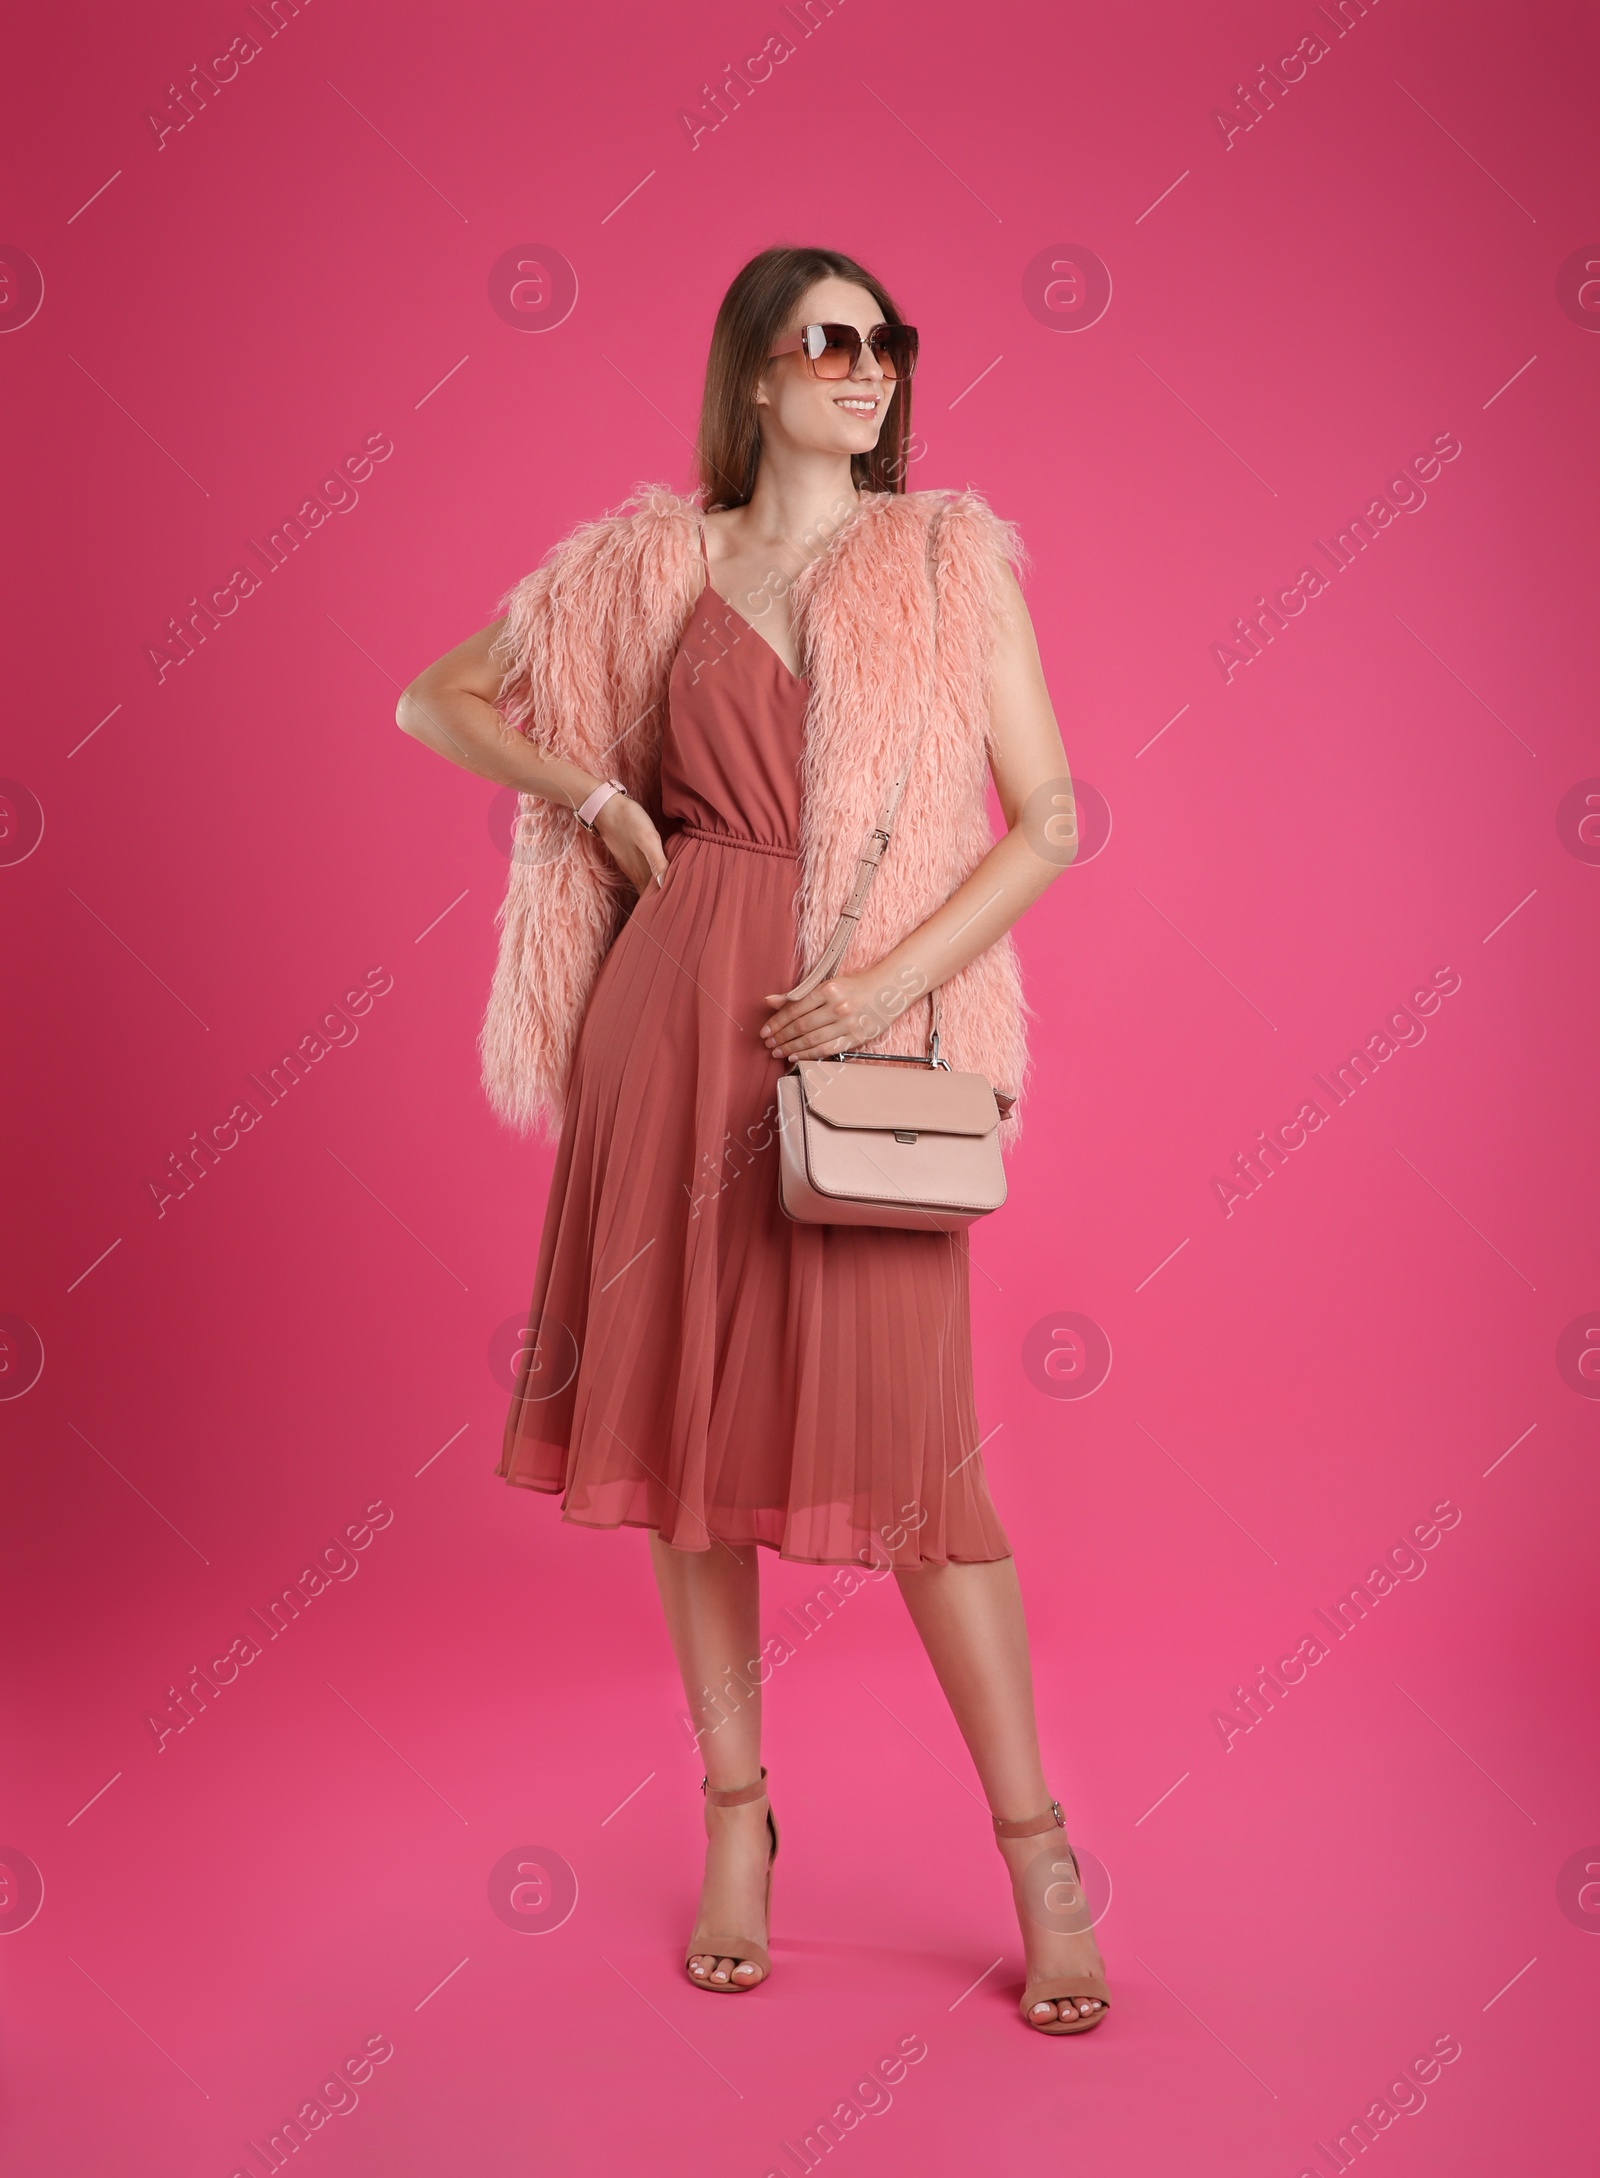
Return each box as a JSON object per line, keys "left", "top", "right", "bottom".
{"left": 775, "top": 545, "right": 1013, "bottom": 1233}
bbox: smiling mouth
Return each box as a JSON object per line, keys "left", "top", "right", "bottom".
{"left": 835, "top": 395, "right": 880, "bottom": 415}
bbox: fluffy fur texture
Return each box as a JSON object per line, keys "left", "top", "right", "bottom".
{"left": 479, "top": 482, "right": 1036, "bottom": 1148}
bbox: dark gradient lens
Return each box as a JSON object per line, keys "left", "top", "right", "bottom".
{"left": 802, "top": 323, "right": 919, "bottom": 380}
{"left": 868, "top": 325, "right": 917, "bottom": 380}
{"left": 814, "top": 326, "right": 860, "bottom": 377}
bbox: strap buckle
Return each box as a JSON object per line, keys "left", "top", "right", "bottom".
{"left": 993, "top": 1797, "right": 1067, "bottom": 1838}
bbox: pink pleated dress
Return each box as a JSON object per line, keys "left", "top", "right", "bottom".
{"left": 497, "top": 539, "right": 1011, "bottom": 1569}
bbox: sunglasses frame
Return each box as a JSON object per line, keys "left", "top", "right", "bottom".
{"left": 766, "top": 320, "right": 919, "bottom": 381}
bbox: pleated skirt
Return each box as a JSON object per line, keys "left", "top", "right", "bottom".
{"left": 496, "top": 821, "right": 1011, "bottom": 1569}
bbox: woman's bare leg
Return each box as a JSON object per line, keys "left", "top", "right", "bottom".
{"left": 649, "top": 1533, "right": 773, "bottom": 1986}
{"left": 895, "top": 1556, "right": 1106, "bottom": 2023}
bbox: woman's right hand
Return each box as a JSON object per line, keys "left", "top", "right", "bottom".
{"left": 593, "top": 793, "right": 668, "bottom": 894}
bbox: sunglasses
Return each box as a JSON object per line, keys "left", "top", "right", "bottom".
{"left": 767, "top": 321, "right": 919, "bottom": 381}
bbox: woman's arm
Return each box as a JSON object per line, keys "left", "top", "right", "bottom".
{"left": 395, "top": 621, "right": 668, "bottom": 893}
{"left": 761, "top": 564, "right": 1076, "bottom": 1059}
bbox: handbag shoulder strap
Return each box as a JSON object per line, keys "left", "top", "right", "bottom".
{"left": 784, "top": 504, "right": 945, "bottom": 1048}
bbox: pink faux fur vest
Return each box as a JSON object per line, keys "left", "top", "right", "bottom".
{"left": 479, "top": 482, "right": 1034, "bottom": 1146}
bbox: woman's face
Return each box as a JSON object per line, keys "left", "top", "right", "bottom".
{"left": 754, "top": 277, "right": 898, "bottom": 464}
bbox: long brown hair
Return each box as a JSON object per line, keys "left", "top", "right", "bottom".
{"left": 694, "top": 246, "right": 915, "bottom": 510}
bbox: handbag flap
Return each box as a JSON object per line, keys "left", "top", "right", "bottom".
{"left": 795, "top": 1060, "right": 1000, "bottom": 1137}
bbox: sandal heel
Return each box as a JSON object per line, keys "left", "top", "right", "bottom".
{"left": 684, "top": 1768, "right": 779, "bottom": 1993}
{"left": 994, "top": 1799, "right": 1111, "bottom": 2036}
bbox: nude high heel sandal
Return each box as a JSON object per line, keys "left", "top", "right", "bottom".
{"left": 684, "top": 1768, "right": 779, "bottom": 1992}
{"left": 994, "top": 1799, "right": 1111, "bottom": 2035}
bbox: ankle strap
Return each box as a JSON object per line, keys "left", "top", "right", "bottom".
{"left": 993, "top": 1798, "right": 1064, "bottom": 1839}
{"left": 701, "top": 1766, "right": 768, "bottom": 1808}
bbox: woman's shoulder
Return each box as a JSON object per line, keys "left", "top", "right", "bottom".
{"left": 498, "top": 484, "right": 699, "bottom": 610}
{"left": 901, "top": 482, "right": 1012, "bottom": 522}
{"left": 549, "top": 481, "right": 699, "bottom": 556}
{"left": 900, "top": 486, "right": 1029, "bottom": 578}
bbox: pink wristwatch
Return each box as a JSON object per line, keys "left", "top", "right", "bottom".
{"left": 576, "top": 778, "right": 627, "bottom": 831}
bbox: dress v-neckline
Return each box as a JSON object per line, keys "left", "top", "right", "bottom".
{"left": 696, "top": 518, "right": 808, "bottom": 688}
{"left": 700, "top": 584, "right": 809, "bottom": 689}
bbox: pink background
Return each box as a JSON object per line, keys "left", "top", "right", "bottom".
{"left": 3, "top": 0, "right": 1597, "bottom": 2170}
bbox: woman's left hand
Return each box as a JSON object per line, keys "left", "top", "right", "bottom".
{"left": 760, "top": 974, "right": 891, "bottom": 1061}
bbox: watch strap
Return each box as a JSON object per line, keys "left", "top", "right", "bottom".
{"left": 576, "top": 778, "right": 627, "bottom": 830}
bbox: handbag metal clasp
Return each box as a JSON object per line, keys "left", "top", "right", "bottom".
{"left": 830, "top": 1048, "right": 944, "bottom": 1069}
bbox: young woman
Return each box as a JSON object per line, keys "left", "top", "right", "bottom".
{"left": 397, "top": 246, "right": 1107, "bottom": 2035}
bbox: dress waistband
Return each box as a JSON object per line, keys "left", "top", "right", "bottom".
{"left": 669, "top": 823, "right": 799, "bottom": 860}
